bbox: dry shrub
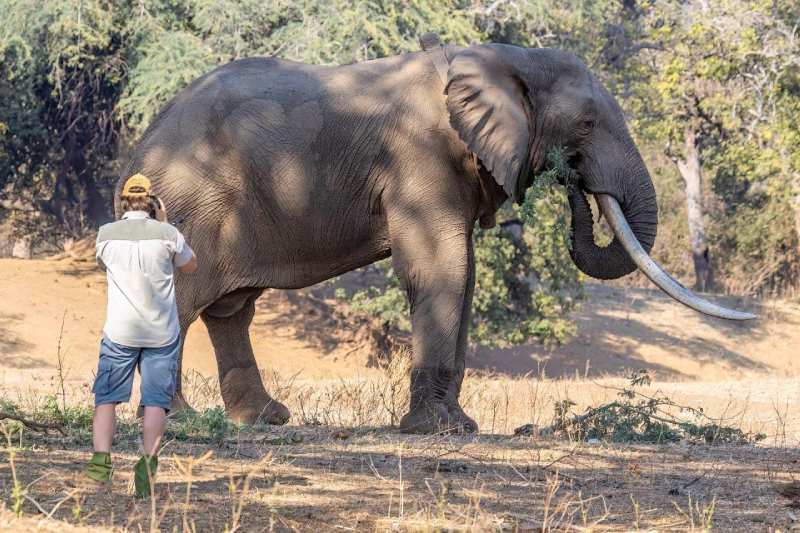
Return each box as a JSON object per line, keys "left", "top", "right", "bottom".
{"left": 277, "top": 347, "right": 411, "bottom": 428}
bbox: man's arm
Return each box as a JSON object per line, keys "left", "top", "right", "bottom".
{"left": 177, "top": 253, "right": 197, "bottom": 274}
{"left": 172, "top": 230, "right": 197, "bottom": 274}
{"left": 154, "top": 196, "right": 168, "bottom": 223}
{"left": 95, "top": 235, "right": 107, "bottom": 271}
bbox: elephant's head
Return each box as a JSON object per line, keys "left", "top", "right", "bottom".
{"left": 445, "top": 44, "right": 753, "bottom": 320}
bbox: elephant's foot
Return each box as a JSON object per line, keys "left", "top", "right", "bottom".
{"left": 399, "top": 402, "right": 450, "bottom": 434}
{"left": 221, "top": 367, "right": 291, "bottom": 425}
{"left": 446, "top": 403, "right": 479, "bottom": 434}
{"left": 400, "top": 368, "right": 460, "bottom": 434}
{"left": 228, "top": 399, "right": 290, "bottom": 426}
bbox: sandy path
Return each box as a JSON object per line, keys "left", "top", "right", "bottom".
{"left": 0, "top": 258, "right": 363, "bottom": 390}
{"left": 1, "top": 258, "right": 798, "bottom": 391}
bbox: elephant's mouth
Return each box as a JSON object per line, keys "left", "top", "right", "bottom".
{"left": 578, "top": 191, "right": 755, "bottom": 321}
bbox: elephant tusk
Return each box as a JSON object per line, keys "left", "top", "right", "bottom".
{"left": 595, "top": 194, "right": 756, "bottom": 321}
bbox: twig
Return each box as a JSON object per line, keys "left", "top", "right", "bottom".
{"left": 56, "top": 310, "right": 68, "bottom": 417}
{"left": 596, "top": 381, "right": 708, "bottom": 419}
{"left": 682, "top": 471, "right": 708, "bottom": 490}
{"left": 544, "top": 400, "right": 705, "bottom": 435}
{"left": 46, "top": 489, "right": 80, "bottom": 519}
{"left": 0, "top": 412, "right": 66, "bottom": 435}
{"left": 23, "top": 494, "right": 49, "bottom": 516}
{"left": 367, "top": 455, "right": 388, "bottom": 482}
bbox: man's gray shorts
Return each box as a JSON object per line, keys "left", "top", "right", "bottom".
{"left": 92, "top": 335, "right": 180, "bottom": 411}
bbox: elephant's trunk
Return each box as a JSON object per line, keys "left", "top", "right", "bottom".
{"left": 566, "top": 176, "right": 755, "bottom": 321}
{"left": 567, "top": 172, "right": 657, "bottom": 280}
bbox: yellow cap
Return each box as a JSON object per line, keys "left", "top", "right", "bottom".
{"left": 121, "top": 173, "right": 152, "bottom": 197}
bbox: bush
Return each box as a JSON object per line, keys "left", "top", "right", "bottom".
{"left": 40, "top": 395, "right": 93, "bottom": 432}
{"left": 522, "top": 370, "right": 767, "bottom": 445}
{"left": 167, "top": 407, "right": 233, "bottom": 445}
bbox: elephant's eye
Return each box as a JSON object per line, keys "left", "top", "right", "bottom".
{"left": 582, "top": 119, "right": 596, "bottom": 130}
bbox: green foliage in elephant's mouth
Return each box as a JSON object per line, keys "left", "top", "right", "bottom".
{"left": 470, "top": 146, "right": 583, "bottom": 347}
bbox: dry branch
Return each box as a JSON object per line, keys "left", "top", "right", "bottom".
{"left": 0, "top": 411, "right": 66, "bottom": 435}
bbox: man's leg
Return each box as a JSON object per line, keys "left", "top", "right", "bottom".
{"left": 85, "top": 337, "right": 137, "bottom": 484}
{"left": 92, "top": 403, "right": 116, "bottom": 453}
{"left": 135, "top": 336, "right": 180, "bottom": 498}
{"left": 133, "top": 406, "right": 165, "bottom": 499}
{"left": 142, "top": 406, "right": 166, "bottom": 456}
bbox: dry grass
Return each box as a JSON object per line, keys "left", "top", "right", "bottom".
{"left": 1, "top": 350, "right": 799, "bottom": 532}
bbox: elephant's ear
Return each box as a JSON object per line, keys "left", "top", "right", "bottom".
{"left": 445, "top": 45, "right": 532, "bottom": 202}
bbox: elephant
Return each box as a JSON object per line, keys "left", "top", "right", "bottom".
{"left": 116, "top": 33, "right": 753, "bottom": 434}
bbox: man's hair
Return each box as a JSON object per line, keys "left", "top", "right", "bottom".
{"left": 120, "top": 195, "right": 156, "bottom": 218}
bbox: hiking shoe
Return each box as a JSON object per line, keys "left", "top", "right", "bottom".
{"left": 134, "top": 455, "right": 158, "bottom": 499}
{"left": 69, "top": 474, "right": 111, "bottom": 493}
{"left": 69, "top": 452, "right": 112, "bottom": 492}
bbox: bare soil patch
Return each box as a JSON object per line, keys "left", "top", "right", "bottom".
{"left": 1, "top": 258, "right": 798, "bottom": 388}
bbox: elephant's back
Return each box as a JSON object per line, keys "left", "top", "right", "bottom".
{"left": 135, "top": 56, "right": 326, "bottom": 149}
{"left": 123, "top": 56, "right": 329, "bottom": 203}
{"left": 127, "top": 50, "right": 433, "bottom": 197}
{"left": 127, "top": 52, "right": 416, "bottom": 173}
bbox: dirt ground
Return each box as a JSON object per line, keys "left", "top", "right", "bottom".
{"left": 2, "top": 258, "right": 797, "bottom": 388}
{"left": 1, "top": 428, "right": 798, "bottom": 531}
{"left": 1, "top": 257, "right": 800, "bottom": 531}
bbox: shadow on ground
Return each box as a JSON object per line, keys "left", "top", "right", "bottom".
{"left": 0, "top": 312, "right": 47, "bottom": 369}
{"left": 469, "top": 284, "right": 771, "bottom": 380}
{"left": 249, "top": 280, "right": 778, "bottom": 381}
{"left": 2, "top": 427, "right": 796, "bottom": 531}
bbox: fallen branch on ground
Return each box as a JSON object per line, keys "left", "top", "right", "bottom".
{"left": 0, "top": 411, "right": 66, "bottom": 435}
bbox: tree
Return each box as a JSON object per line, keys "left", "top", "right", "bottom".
{"left": 2, "top": 0, "right": 797, "bottom": 345}
{"left": 0, "top": 0, "right": 127, "bottom": 239}
{"left": 631, "top": 0, "right": 800, "bottom": 294}
{"left": 675, "top": 125, "right": 714, "bottom": 290}
{"left": 633, "top": 3, "right": 726, "bottom": 291}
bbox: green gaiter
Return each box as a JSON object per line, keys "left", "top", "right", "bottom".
{"left": 134, "top": 455, "right": 159, "bottom": 499}
{"left": 85, "top": 452, "right": 112, "bottom": 482}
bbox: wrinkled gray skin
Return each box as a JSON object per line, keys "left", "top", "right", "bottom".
{"left": 118, "top": 43, "right": 658, "bottom": 433}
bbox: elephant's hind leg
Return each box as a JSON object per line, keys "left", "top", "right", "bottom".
{"left": 201, "top": 288, "right": 290, "bottom": 425}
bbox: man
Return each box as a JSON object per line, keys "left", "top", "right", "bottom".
{"left": 84, "top": 173, "right": 197, "bottom": 498}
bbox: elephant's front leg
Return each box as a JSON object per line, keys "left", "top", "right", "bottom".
{"left": 201, "top": 290, "right": 290, "bottom": 425}
{"left": 446, "top": 241, "right": 479, "bottom": 433}
{"left": 392, "top": 222, "right": 475, "bottom": 434}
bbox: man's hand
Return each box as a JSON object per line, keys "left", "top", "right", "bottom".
{"left": 177, "top": 254, "right": 198, "bottom": 274}
{"left": 154, "top": 196, "right": 168, "bottom": 223}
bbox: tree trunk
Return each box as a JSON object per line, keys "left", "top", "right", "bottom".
{"left": 676, "top": 128, "right": 714, "bottom": 291}
{"left": 793, "top": 171, "right": 800, "bottom": 258}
